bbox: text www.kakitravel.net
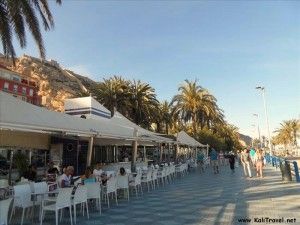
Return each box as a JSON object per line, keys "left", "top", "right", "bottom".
{"left": 237, "top": 217, "right": 297, "bottom": 224}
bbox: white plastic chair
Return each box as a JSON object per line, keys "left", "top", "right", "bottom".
{"left": 0, "top": 179, "right": 9, "bottom": 199}
{"left": 129, "top": 173, "right": 143, "bottom": 197}
{"left": 86, "top": 182, "right": 101, "bottom": 214}
{"left": 0, "top": 198, "right": 13, "bottom": 225}
{"left": 72, "top": 185, "right": 89, "bottom": 224}
{"left": 104, "top": 177, "right": 118, "bottom": 208}
{"left": 40, "top": 187, "right": 73, "bottom": 225}
{"left": 17, "top": 177, "right": 29, "bottom": 185}
{"left": 0, "top": 179, "right": 8, "bottom": 188}
{"left": 10, "top": 184, "right": 33, "bottom": 225}
{"left": 31, "top": 182, "right": 48, "bottom": 221}
{"left": 141, "top": 170, "right": 152, "bottom": 192}
{"left": 151, "top": 169, "right": 158, "bottom": 189}
{"left": 116, "top": 175, "right": 129, "bottom": 201}
{"left": 157, "top": 168, "right": 166, "bottom": 186}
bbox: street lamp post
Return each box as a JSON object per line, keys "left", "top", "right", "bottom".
{"left": 256, "top": 86, "right": 273, "bottom": 155}
{"left": 253, "top": 114, "right": 262, "bottom": 148}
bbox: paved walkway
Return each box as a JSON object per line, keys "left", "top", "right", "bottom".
{"left": 11, "top": 164, "right": 300, "bottom": 225}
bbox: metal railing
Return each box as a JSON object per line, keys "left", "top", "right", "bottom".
{"left": 265, "top": 154, "right": 300, "bottom": 183}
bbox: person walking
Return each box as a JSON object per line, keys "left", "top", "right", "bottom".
{"left": 219, "top": 150, "right": 225, "bottom": 166}
{"left": 241, "top": 149, "right": 252, "bottom": 178}
{"left": 249, "top": 148, "right": 256, "bottom": 166}
{"left": 255, "top": 149, "right": 264, "bottom": 178}
{"left": 197, "top": 151, "right": 205, "bottom": 173}
{"left": 228, "top": 153, "right": 235, "bottom": 173}
{"left": 210, "top": 148, "right": 219, "bottom": 174}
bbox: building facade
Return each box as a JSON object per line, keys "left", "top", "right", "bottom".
{"left": 0, "top": 64, "right": 40, "bottom": 105}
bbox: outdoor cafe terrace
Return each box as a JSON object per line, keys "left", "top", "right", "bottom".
{"left": 1, "top": 159, "right": 300, "bottom": 225}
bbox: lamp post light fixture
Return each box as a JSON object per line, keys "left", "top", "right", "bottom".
{"left": 256, "top": 86, "right": 273, "bottom": 155}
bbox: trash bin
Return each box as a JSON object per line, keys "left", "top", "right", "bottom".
{"left": 280, "top": 160, "right": 292, "bottom": 181}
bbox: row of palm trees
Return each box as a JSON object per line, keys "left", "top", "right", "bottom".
{"left": 91, "top": 77, "right": 242, "bottom": 151}
{"left": 272, "top": 119, "right": 299, "bottom": 149}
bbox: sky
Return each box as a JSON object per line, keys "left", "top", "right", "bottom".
{"left": 12, "top": 1, "right": 300, "bottom": 138}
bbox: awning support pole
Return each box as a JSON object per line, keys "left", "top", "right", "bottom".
{"left": 87, "top": 136, "right": 94, "bottom": 167}
{"left": 131, "top": 128, "right": 138, "bottom": 172}
{"left": 206, "top": 144, "right": 209, "bottom": 157}
{"left": 159, "top": 144, "right": 163, "bottom": 162}
{"left": 143, "top": 146, "right": 147, "bottom": 162}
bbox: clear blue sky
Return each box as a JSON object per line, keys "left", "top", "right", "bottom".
{"left": 14, "top": 1, "right": 300, "bottom": 138}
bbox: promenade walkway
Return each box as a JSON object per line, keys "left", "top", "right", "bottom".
{"left": 11, "top": 164, "right": 300, "bottom": 225}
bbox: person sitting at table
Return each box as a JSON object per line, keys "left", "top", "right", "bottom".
{"left": 23, "top": 164, "right": 37, "bottom": 182}
{"left": 82, "top": 167, "right": 96, "bottom": 184}
{"left": 61, "top": 166, "right": 73, "bottom": 188}
{"left": 93, "top": 162, "right": 103, "bottom": 178}
{"left": 47, "top": 161, "right": 59, "bottom": 175}
{"left": 119, "top": 167, "right": 126, "bottom": 176}
{"left": 47, "top": 162, "right": 59, "bottom": 182}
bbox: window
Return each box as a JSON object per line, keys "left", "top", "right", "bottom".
{"left": 29, "top": 89, "right": 34, "bottom": 96}
{"left": 12, "top": 76, "right": 21, "bottom": 82}
{"left": 13, "top": 84, "right": 18, "bottom": 92}
{"left": 3, "top": 82, "right": 9, "bottom": 90}
{"left": 22, "top": 87, "right": 27, "bottom": 95}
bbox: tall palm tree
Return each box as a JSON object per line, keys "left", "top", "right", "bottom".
{"left": 93, "top": 76, "right": 130, "bottom": 117}
{"left": 171, "top": 80, "right": 202, "bottom": 134}
{"left": 171, "top": 79, "right": 222, "bottom": 134}
{"left": 155, "top": 100, "right": 172, "bottom": 134}
{"left": 0, "top": 0, "right": 61, "bottom": 61}
{"left": 128, "top": 80, "right": 159, "bottom": 127}
{"left": 274, "top": 119, "right": 300, "bottom": 147}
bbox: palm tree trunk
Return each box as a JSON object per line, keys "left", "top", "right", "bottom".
{"left": 192, "top": 114, "right": 197, "bottom": 135}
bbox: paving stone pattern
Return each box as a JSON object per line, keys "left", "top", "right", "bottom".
{"left": 10, "top": 164, "right": 300, "bottom": 225}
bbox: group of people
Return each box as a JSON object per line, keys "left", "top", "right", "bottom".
{"left": 239, "top": 148, "right": 265, "bottom": 178}
{"left": 46, "top": 162, "right": 127, "bottom": 188}
{"left": 209, "top": 148, "right": 236, "bottom": 174}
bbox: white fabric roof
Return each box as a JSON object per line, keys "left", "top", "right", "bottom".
{"left": 176, "top": 131, "right": 206, "bottom": 147}
{"left": 0, "top": 91, "right": 133, "bottom": 139}
{"left": 0, "top": 91, "right": 173, "bottom": 144}
{"left": 111, "top": 112, "right": 174, "bottom": 143}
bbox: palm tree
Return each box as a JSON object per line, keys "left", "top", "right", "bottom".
{"left": 171, "top": 79, "right": 222, "bottom": 134}
{"left": 0, "top": 0, "right": 61, "bottom": 61}
{"left": 155, "top": 100, "right": 172, "bottom": 134}
{"left": 128, "top": 80, "right": 159, "bottom": 127}
{"left": 171, "top": 80, "right": 202, "bottom": 134}
{"left": 274, "top": 119, "right": 300, "bottom": 147}
{"left": 93, "top": 76, "right": 130, "bottom": 117}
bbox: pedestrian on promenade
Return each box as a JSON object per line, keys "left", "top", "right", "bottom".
{"left": 219, "top": 150, "right": 225, "bottom": 166}
{"left": 241, "top": 148, "right": 252, "bottom": 178}
{"left": 210, "top": 148, "right": 219, "bottom": 174}
{"left": 228, "top": 153, "right": 235, "bottom": 173}
{"left": 197, "top": 151, "right": 205, "bottom": 173}
{"left": 255, "top": 149, "right": 264, "bottom": 178}
{"left": 249, "top": 148, "right": 256, "bottom": 166}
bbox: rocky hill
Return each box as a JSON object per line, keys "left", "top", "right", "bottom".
{"left": 0, "top": 55, "right": 97, "bottom": 111}
{"left": 239, "top": 133, "right": 252, "bottom": 147}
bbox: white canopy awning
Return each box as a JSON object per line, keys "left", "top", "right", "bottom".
{"left": 0, "top": 91, "right": 173, "bottom": 144}
{"left": 111, "top": 112, "right": 175, "bottom": 144}
{"left": 176, "top": 131, "right": 206, "bottom": 147}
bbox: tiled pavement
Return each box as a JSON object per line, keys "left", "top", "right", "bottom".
{"left": 10, "top": 164, "right": 300, "bottom": 225}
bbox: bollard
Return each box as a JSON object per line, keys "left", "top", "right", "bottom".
{"left": 292, "top": 161, "right": 300, "bottom": 183}
{"left": 280, "top": 160, "right": 292, "bottom": 182}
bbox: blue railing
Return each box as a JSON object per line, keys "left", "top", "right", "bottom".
{"left": 265, "top": 154, "right": 300, "bottom": 183}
